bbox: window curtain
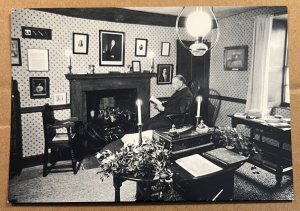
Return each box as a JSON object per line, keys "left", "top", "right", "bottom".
{"left": 245, "top": 15, "right": 274, "bottom": 116}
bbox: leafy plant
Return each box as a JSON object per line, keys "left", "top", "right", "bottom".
{"left": 211, "top": 126, "right": 261, "bottom": 157}
{"left": 96, "top": 138, "right": 173, "bottom": 182}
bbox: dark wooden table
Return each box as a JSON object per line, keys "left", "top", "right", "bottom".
{"left": 153, "top": 126, "right": 214, "bottom": 159}
{"left": 228, "top": 115, "right": 292, "bottom": 185}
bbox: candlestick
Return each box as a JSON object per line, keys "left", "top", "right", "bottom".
{"left": 137, "top": 124, "right": 143, "bottom": 145}
{"left": 195, "top": 116, "right": 201, "bottom": 128}
{"left": 136, "top": 99, "right": 142, "bottom": 125}
{"left": 196, "top": 95, "right": 203, "bottom": 117}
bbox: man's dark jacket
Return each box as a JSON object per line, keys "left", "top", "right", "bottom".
{"left": 163, "top": 86, "right": 193, "bottom": 115}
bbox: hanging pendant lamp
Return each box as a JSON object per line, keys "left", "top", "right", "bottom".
{"left": 176, "top": 6, "right": 220, "bottom": 56}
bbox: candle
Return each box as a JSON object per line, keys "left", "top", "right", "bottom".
{"left": 196, "top": 96, "right": 203, "bottom": 117}
{"left": 136, "top": 99, "right": 142, "bottom": 125}
{"left": 69, "top": 55, "right": 72, "bottom": 67}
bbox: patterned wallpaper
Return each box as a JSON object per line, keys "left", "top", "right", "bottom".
{"left": 209, "top": 6, "right": 287, "bottom": 127}
{"left": 12, "top": 7, "right": 287, "bottom": 157}
{"left": 11, "top": 9, "right": 180, "bottom": 157}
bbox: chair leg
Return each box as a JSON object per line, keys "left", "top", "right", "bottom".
{"left": 43, "top": 147, "right": 48, "bottom": 177}
{"left": 70, "top": 147, "right": 77, "bottom": 175}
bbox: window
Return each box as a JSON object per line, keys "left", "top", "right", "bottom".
{"left": 267, "top": 15, "right": 289, "bottom": 108}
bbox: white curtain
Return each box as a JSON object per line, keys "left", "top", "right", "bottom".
{"left": 245, "top": 15, "right": 274, "bottom": 116}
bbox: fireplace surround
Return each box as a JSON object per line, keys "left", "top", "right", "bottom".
{"left": 66, "top": 73, "right": 155, "bottom": 123}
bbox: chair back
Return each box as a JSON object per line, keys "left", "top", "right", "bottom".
{"left": 207, "top": 89, "right": 221, "bottom": 127}
{"left": 42, "top": 104, "right": 56, "bottom": 142}
{"left": 185, "top": 80, "right": 201, "bottom": 124}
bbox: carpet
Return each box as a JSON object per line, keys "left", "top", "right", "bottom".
{"left": 8, "top": 156, "right": 294, "bottom": 203}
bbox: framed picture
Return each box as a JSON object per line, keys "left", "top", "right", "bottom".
{"left": 161, "top": 42, "right": 170, "bottom": 56}
{"left": 29, "top": 77, "right": 50, "bottom": 99}
{"left": 73, "top": 33, "right": 89, "bottom": 54}
{"left": 27, "top": 49, "right": 49, "bottom": 72}
{"left": 53, "top": 93, "right": 67, "bottom": 105}
{"left": 99, "top": 30, "right": 125, "bottom": 66}
{"left": 224, "top": 45, "right": 248, "bottom": 71}
{"left": 135, "top": 38, "right": 148, "bottom": 57}
{"left": 157, "top": 64, "right": 173, "bottom": 85}
{"left": 132, "top": 61, "right": 141, "bottom": 72}
{"left": 11, "top": 38, "right": 22, "bottom": 66}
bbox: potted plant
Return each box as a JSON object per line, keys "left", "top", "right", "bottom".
{"left": 211, "top": 126, "right": 261, "bottom": 157}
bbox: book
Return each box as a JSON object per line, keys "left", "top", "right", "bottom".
{"left": 175, "top": 154, "right": 222, "bottom": 177}
{"left": 121, "top": 130, "right": 153, "bottom": 145}
{"left": 203, "top": 148, "right": 247, "bottom": 166}
{"left": 150, "top": 96, "right": 162, "bottom": 106}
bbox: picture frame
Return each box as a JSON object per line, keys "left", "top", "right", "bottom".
{"left": 27, "top": 49, "right": 49, "bottom": 72}
{"left": 224, "top": 45, "right": 248, "bottom": 71}
{"left": 99, "top": 30, "right": 125, "bottom": 66}
{"left": 29, "top": 77, "right": 50, "bottom": 99}
{"left": 161, "top": 42, "right": 170, "bottom": 56}
{"left": 53, "top": 93, "right": 67, "bottom": 105}
{"left": 135, "top": 38, "right": 148, "bottom": 57}
{"left": 132, "top": 61, "right": 141, "bottom": 72}
{"left": 11, "top": 38, "right": 22, "bottom": 66}
{"left": 157, "top": 64, "right": 173, "bottom": 85}
{"left": 73, "top": 33, "right": 89, "bottom": 54}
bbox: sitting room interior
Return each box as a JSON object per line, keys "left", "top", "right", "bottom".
{"left": 8, "top": 6, "right": 293, "bottom": 202}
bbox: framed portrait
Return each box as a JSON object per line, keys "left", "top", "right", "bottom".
{"left": 99, "top": 30, "right": 125, "bottom": 66}
{"left": 27, "top": 49, "right": 49, "bottom": 72}
{"left": 161, "top": 42, "right": 170, "bottom": 56}
{"left": 132, "top": 61, "right": 141, "bottom": 72}
{"left": 11, "top": 38, "right": 22, "bottom": 66}
{"left": 73, "top": 33, "right": 89, "bottom": 54}
{"left": 135, "top": 38, "right": 148, "bottom": 57}
{"left": 29, "top": 77, "right": 50, "bottom": 99}
{"left": 157, "top": 64, "right": 173, "bottom": 85}
{"left": 224, "top": 45, "right": 248, "bottom": 71}
{"left": 53, "top": 93, "right": 67, "bottom": 105}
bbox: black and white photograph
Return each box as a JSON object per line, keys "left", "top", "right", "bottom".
{"left": 73, "top": 33, "right": 89, "bottom": 54}
{"left": 99, "top": 30, "right": 125, "bottom": 66}
{"left": 157, "top": 64, "right": 173, "bottom": 84}
{"left": 29, "top": 77, "right": 49, "bottom": 99}
{"left": 135, "top": 38, "right": 148, "bottom": 57}
{"left": 11, "top": 38, "right": 22, "bottom": 66}
{"left": 8, "top": 6, "right": 293, "bottom": 204}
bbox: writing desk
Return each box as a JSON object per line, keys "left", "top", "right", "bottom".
{"left": 228, "top": 115, "right": 292, "bottom": 185}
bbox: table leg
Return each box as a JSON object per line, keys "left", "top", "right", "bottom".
{"left": 113, "top": 174, "right": 123, "bottom": 202}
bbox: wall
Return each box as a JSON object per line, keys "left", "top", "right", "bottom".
{"left": 11, "top": 9, "right": 178, "bottom": 157}
{"left": 209, "top": 6, "right": 287, "bottom": 127}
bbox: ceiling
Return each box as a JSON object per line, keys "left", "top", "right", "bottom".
{"left": 124, "top": 6, "right": 263, "bottom": 19}
{"left": 33, "top": 6, "right": 287, "bottom": 27}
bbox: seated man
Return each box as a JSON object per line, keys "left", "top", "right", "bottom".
{"left": 144, "top": 75, "right": 193, "bottom": 130}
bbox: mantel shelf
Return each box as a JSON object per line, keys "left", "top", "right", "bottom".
{"left": 65, "top": 72, "right": 156, "bottom": 80}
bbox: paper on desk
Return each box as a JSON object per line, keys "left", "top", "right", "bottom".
{"left": 121, "top": 130, "right": 153, "bottom": 146}
{"left": 176, "top": 154, "right": 222, "bottom": 177}
{"left": 150, "top": 96, "right": 162, "bottom": 106}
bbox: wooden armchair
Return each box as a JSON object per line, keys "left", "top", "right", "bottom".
{"left": 42, "top": 104, "right": 80, "bottom": 177}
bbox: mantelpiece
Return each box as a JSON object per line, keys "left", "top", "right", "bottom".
{"left": 65, "top": 73, "right": 155, "bottom": 123}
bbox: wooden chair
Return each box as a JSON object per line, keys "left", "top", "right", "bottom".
{"left": 42, "top": 104, "right": 79, "bottom": 177}
{"left": 207, "top": 89, "right": 221, "bottom": 127}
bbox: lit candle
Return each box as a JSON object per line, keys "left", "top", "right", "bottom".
{"left": 136, "top": 99, "right": 142, "bottom": 125}
{"left": 196, "top": 96, "right": 203, "bottom": 117}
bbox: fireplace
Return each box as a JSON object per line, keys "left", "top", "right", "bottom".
{"left": 66, "top": 73, "right": 155, "bottom": 124}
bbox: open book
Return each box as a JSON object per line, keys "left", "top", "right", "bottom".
{"left": 175, "top": 154, "right": 222, "bottom": 177}
{"left": 150, "top": 96, "right": 162, "bottom": 106}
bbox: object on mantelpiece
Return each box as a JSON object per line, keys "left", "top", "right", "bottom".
{"left": 88, "top": 65, "right": 95, "bottom": 74}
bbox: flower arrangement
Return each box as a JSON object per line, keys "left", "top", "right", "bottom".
{"left": 211, "top": 126, "right": 261, "bottom": 157}
{"left": 96, "top": 139, "right": 173, "bottom": 182}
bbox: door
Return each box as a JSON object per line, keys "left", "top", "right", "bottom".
{"left": 176, "top": 40, "right": 210, "bottom": 124}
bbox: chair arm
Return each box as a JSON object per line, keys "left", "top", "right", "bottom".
{"left": 165, "top": 113, "right": 188, "bottom": 120}
{"left": 48, "top": 121, "right": 75, "bottom": 129}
